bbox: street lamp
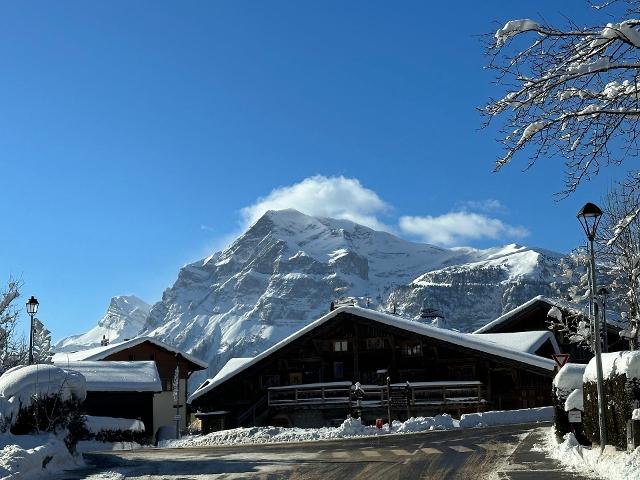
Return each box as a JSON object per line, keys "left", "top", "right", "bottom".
{"left": 577, "top": 202, "right": 607, "bottom": 450}
{"left": 26, "top": 296, "right": 39, "bottom": 365}
{"left": 598, "top": 287, "right": 610, "bottom": 353}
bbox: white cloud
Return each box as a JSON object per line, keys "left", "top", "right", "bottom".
{"left": 240, "top": 175, "right": 391, "bottom": 231}
{"left": 399, "top": 211, "right": 529, "bottom": 246}
{"left": 458, "top": 199, "right": 507, "bottom": 214}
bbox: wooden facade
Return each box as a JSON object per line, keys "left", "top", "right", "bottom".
{"left": 191, "top": 310, "right": 555, "bottom": 429}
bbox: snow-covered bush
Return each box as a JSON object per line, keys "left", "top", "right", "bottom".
{"left": 84, "top": 415, "right": 149, "bottom": 445}
{"left": 583, "top": 351, "right": 640, "bottom": 449}
{"left": 552, "top": 363, "right": 586, "bottom": 439}
{"left": 0, "top": 365, "right": 87, "bottom": 452}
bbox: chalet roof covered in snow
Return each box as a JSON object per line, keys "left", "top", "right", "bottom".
{"left": 473, "top": 295, "right": 623, "bottom": 334}
{"left": 54, "top": 360, "right": 162, "bottom": 392}
{"left": 189, "top": 305, "right": 557, "bottom": 403}
{"left": 52, "top": 336, "right": 207, "bottom": 370}
{"left": 472, "top": 331, "right": 560, "bottom": 355}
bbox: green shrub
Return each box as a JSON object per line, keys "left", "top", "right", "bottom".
{"left": 93, "top": 428, "right": 150, "bottom": 445}
{"left": 552, "top": 389, "right": 571, "bottom": 440}
{"left": 11, "top": 394, "right": 88, "bottom": 453}
{"left": 583, "top": 374, "right": 640, "bottom": 449}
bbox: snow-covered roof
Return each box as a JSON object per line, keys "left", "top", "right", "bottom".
{"left": 52, "top": 336, "right": 207, "bottom": 370}
{"left": 53, "top": 360, "right": 162, "bottom": 392}
{"left": 472, "top": 331, "right": 560, "bottom": 355}
{"left": 474, "top": 296, "right": 579, "bottom": 334}
{"left": 189, "top": 306, "right": 556, "bottom": 403}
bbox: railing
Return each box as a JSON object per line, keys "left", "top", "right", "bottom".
{"left": 268, "top": 382, "right": 353, "bottom": 407}
{"left": 267, "top": 380, "right": 485, "bottom": 409}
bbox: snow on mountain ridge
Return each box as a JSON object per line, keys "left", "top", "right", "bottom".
{"left": 56, "top": 210, "right": 566, "bottom": 388}
{"left": 136, "top": 210, "right": 565, "bottom": 385}
{"left": 55, "top": 295, "right": 151, "bottom": 352}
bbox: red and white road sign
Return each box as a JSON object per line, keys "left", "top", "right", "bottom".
{"left": 552, "top": 353, "right": 570, "bottom": 369}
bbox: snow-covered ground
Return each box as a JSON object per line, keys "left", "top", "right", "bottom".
{"left": 535, "top": 429, "right": 640, "bottom": 480}
{"left": 0, "top": 432, "right": 81, "bottom": 480}
{"left": 160, "top": 407, "right": 553, "bottom": 448}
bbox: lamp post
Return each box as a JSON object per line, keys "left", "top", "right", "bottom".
{"left": 26, "top": 296, "right": 39, "bottom": 365}
{"left": 598, "top": 287, "right": 610, "bottom": 353}
{"left": 577, "top": 202, "right": 607, "bottom": 451}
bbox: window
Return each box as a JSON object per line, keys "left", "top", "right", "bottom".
{"left": 128, "top": 354, "right": 135, "bottom": 361}
{"left": 333, "top": 340, "right": 348, "bottom": 352}
{"left": 260, "top": 375, "right": 281, "bottom": 389}
{"left": 289, "top": 372, "right": 302, "bottom": 385}
{"left": 402, "top": 343, "right": 422, "bottom": 357}
{"left": 162, "top": 378, "right": 173, "bottom": 391}
{"left": 365, "top": 338, "right": 385, "bottom": 350}
{"left": 333, "top": 361, "right": 344, "bottom": 379}
{"left": 149, "top": 354, "right": 155, "bottom": 361}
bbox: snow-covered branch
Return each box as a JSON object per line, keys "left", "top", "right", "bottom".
{"left": 483, "top": 4, "right": 640, "bottom": 194}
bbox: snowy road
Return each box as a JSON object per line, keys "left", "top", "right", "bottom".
{"left": 64, "top": 423, "right": 588, "bottom": 480}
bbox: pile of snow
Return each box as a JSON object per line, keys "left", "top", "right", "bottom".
{"left": 392, "top": 414, "right": 455, "bottom": 433}
{"left": 584, "top": 351, "right": 640, "bottom": 383}
{"left": 0, "top": 432, "right": 80, "bottom": 480}
{"left": 536, "top": 429, "right": 640, "bottom": 480}
{"left": 75, "top": 440, "right": 142, "bottom": 453}
{"left": 459, "top": 406, "right": 553, "bottom": 428}
{"left": 564, "top": 389, "right": 584, "bottom": 412}
{"left": 84, "top": 416, "right": 145, "bottom": 434}
{"left": 161, "top": 408, "right": 552, "bottom": 449}
{"left": 0, "top": 365, "right": 86, "bottom": 427}
{"left": 553, "top": 363, "right": 587, "bottom": 398}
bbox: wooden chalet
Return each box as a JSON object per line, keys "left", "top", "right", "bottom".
{"left": 189, "top": 306, "right": 558, "bottom": 431}
{"left": 60, "top": 361, "right": 161, "bottom": 439}
{"left": 53, "top": 337, "right": 207, "bottom": 436}
{"left": 474, "top": 295, "right": 626, "bottom": 362}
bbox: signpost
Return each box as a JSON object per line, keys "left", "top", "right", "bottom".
{"left": 552, "top": 353, "right": 570, "bottom": 370}
{"left": 173, "top": 365, "right": 181, "bottom": 439}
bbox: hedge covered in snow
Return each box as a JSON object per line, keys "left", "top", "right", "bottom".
{"left": 583, "top": 351, "right": 640, "bottom": 449}
{"left": 552, "top": 363, "right": 586, "bottom": 440}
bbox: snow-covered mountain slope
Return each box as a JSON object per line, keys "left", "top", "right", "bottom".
{"left": 55, "top": 295, "right": 150, "bottom": 352}
{"left": 135, "top": 209, "right": 564, "bottom": 382}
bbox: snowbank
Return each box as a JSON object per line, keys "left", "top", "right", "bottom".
{"left": 459, "top": 406, "right": 553, "bottom": 428}
{"left": 76, "top": 440, "right": 142, "bottom": 453}
{"left": 161, "top": 408, "right": 552, "bottom": 449}
{"left": 536, "top": 429, "right": 640, "bottom": 480}
{"left": 564, "top": 389, "right": 583, "bottom": 412}
{"left": 584, "top": 351, "right": 640, "bottom": 383}
{"left": 553, "top": 363, "right": 586, "bottom": 398}
{"left": 84, "top": 416, "right": 145, "bottom": 434}
{"left": 0, "top": 432, "right": 80, "bottom": 480}
{"left": 0, "top": 365, "right": 86, "bottom": 427}
{"left": 392, "top": 414, "right": 455, "bottom": 433}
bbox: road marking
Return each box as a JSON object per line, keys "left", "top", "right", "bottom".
{"left": 420, "top": 447, "right": 442, "bottom": 455}
{"left": 361, "top": 450, "right": 381, "bottom": 457}
{"left": 449, "top": 445, "right": 475, "bottom": 453}
{"left": 331, "top": 451, "right": 349, "bottom": 458}
{"left": 476, "top": 443, "right": 501, "bottom": 451}
{"left": 390, "top": 449, "right": 412, "bottom": 456}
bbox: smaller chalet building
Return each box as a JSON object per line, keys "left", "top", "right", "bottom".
{"left": 53, "top": 337, "right": 207, "bottom": 435}
{"left": 61, "top": 361, "right": 161, "bottom": 438}
{"left": 474, "top": 295, "right": 626, "bottom": 362}
{"left": 189, "top": 306, "right": 558, "bottom": 430}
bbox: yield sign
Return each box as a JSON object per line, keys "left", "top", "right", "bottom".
{"left": 552, "top": 353, "right": 570, "bottom": 369}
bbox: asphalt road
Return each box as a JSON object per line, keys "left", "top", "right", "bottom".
{"left": 64, "top": 423, "right": 591, "bottom": 480}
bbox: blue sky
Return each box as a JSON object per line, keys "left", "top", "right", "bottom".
{"left": 0, "top": 1, "right": 624, "bottom": 340}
